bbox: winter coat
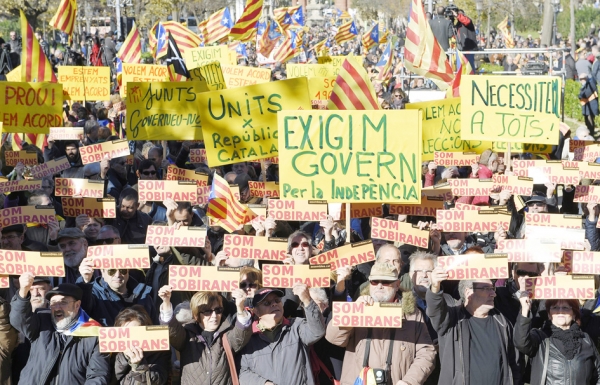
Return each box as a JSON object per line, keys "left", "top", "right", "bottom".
{"left": 0, "top": 296, "right": 17, "bottom": 385}
{"left": 165, "top": 312, "right": 252, "bottom": 385}
{"left": 77, "top": 276, "right": 157, "bottom": 326}
{"left": 326, "top": 291, "right": 436, "bottom": 385}
{"left": 238, "top": 300, "right": 326, "bottom": 385}
{"left": 113, "top": 350, "right": 170, "bottom": 385}
{"left": 106, "top": 210, "right": 152, "bottom": 245}
{"left": 9, "top": 293, "right": 110, "bottom": 385}
{"left": 514, "top": 314, "right": 600, "bottom": 385}
{"left": 580, "top": 77, "right": 599, "bottom": 116}
{"left": 426, "top": 289, "right": 522, "bottom": 385}
{"left": 429, "top": 16, "right": 453, "bottom": 52}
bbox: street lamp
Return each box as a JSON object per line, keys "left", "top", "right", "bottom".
{"left": 551, "top": 0, "right": 563, "bottom": 45}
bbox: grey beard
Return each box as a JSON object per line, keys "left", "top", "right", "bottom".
{"left": 53, "top": 313, "right": 75, "bottom": 331}
{"left": 64, "top": 250, "right": 86, "bottom": 268}
{"left": 372, "top": 291, "right": 396, "bottom": 303}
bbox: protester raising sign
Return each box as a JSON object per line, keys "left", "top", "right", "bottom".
{"left": 331, "top": 302, "right": 403, "bottom": 328}
{"left": 262, "top": 264, "right": 330, "bottom": 288}
{"left": 58, "top": 66, "right": 111, "bottom": 101}
{"left": 223, "top": 234, "right": 287, "bottom": 261}
{"left": 371, "top": 218, "right": 430, "bottom": 248}
{"left": 169, "top": 265, "right": 239, "bottom": 291}
{"left": 99, "top": 326, "right": 169, "bottom": 353}
{"left": 524, "top": 275, "right": 594, "bottom": 299}
{"left": 438, "top": 253, "right": 509, "bottom": 280}
{"left": 0, "top": 82, "right": 63, "bottom": 133}
{"left": 309, "top": 240, "right": 376, "bottom": 270}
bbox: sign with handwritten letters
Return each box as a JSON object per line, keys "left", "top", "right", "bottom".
{"left": 288, "top": 64, "right": 334, "bottom": 78}
{"left": 220, "top": 65, "right": 272, "bottom": 89}
{"left": 58, "top": 66, "right": 111, "bottom": 101}
{"left": 120, "top": 64, "right": 169, "bottom": 97}
{"left": 0, "top": 82, "right": 63, "bottom": 134}
{"left": 183, "top": 46, "right": 236, "bottom": 69}
{"left": 307, "top": 77, "right": 336, "bottom": 110}
{"left": 188, "top": 61, "right": 227, "bottom": 91}
{"left": 460, "top": 76, "right": 561, "bottom": 145}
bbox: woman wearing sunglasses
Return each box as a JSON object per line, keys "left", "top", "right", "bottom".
{"left": 515, "top": 294, "right": 600, "bottom": 385}
{"left": 157, "top": 285, "right": 251, "bottom": 385}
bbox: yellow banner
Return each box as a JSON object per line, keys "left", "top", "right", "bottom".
{"left": 524, "top": 275, "right": 594, "bottom": 299}
{"left": 406, "top": 98, "right": 492, "bottom": 161}
{"left": 145, "top": 225, "right": 207, "bottom": 248}
{"left": 309, "top": 240, "right": 375, "bottom": 270}
{"left": 183, "top": 46, "right": 236, "bottom": 69}
{"left": 169, "top": 265, "right": 239, "bottom": 291}
{"left": 120, "top": 64, "right": 169, "bottom": 97}
{"left": 438, "top": 253, "right": 509, "bottom": 280}
{"left": 492, "top": 141, "right": 553, "bottom": 154}
{"left": 5, "top": 150, "right": 38, "bottom": 166}
{"left": 30, "top": 156, "right": 71, "bottom": 179}
{"left": 223, "top": 234, "right": 287, "bottom": 261}
{"left": 331, "top": 302, "right": 403, "bottom": 328}
{"left": 288, "top": 64, "right": 334, "bottom": 78}
{"left": 318, "top": 56, "right": 355, "bottom": 76}
{"left": 61, "top": 197, "right": 116, "bottom": 218}
{"left": 460, "top": 75, "right": 561, "bottom": 144}
{"left": 127, "top": 81, "right": 208, "bottom": 141}
{"left": 0, "top": 82, "right": 62, "bottom": 134}
{"left": 138, "top": 180, "right": 198, "bottom": 203}
{"left": 0, "top": 205, "right": 55, "bottom": 226}
{"left": 0, "top": 250, "right": 65, "bottom": 276}
{"left": 199, "top": 77, "right": 311, "bottom": 166}
{"left": 55, "top": 178, "right": 105, "bottom": 198}
{"left": 99, "top": 326, "right": 169, "bottom": 352}
{"left": 307, "top": 77, "right": 336, "bottom": 110}
{"left": 262, "top": 264, "right": 330, "bottom": 288}
{"left": 6, "top": 66, "right": 20, "bottom": 82}
{"left": 279, "top": 110, "right": 422, "bottom": 203}
{"left": 371, "top": 217, "right": 430, "bottom": 248}
{"left": 188, "top": 61, "right": 227, "bottom": 91}
{"left": 58, "top": 66, "right": 111, "bottom": 101}
{"left": 221, "top": 65, "right": 272, "bottom": 88}
{"left": 80, "top": 139, "right": 130, "bottom": 164}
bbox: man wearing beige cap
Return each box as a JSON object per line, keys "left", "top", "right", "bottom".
{"left": 326, "top": 263, "right": 436, "bottom": 385}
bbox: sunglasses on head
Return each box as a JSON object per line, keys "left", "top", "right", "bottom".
{"left": 200, "top": 307, "right": 224, "bottom": 316}
{"left": 107, "top": 269, "right": 128, "bottom": 276}
{"left": 97, "top": 237, "right": 119, "bottom": 245}
{"left": 240, "top": 282, "right": 258, "bottom": 289}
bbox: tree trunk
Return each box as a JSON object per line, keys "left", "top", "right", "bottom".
{"left": 570, "top": 0, "right": 575, "bottom": 57}
{"left": 541, "top": 0, "right": 554, "bottom": 46}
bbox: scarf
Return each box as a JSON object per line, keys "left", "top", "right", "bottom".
{"left": 546, "top": 322, "right": 584, "bottom": 360}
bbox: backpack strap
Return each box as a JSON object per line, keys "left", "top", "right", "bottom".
{"left": 363, "top": 329, "right": 373, "bottom": 367}
{"left": 386, "top": 329, "right": 396, "bottom": 371}
{"left": 222, "top": 335, "right": 239, "bottom": 385}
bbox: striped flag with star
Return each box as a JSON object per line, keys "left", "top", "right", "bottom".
{"left": 117, "top": 21, "right": 141, "bottom": 63}
{"left": 207, "top": 174, "right": 246, "bottom": 230}
{"left": 334, "top": 20, "right": 358, "bottom": 45}
{"left": 149, "top": 21, "right": 203, "bottom": 54}
{"left": 362, "top": 23, "right": 379, "bottom": 52}
{"left": 313, "top": 37, "right": 329, "bottom": 56}
{"left": 273, "top": 29, "right": 297, "bottom": 63}
{"left": 206, "top": 8, "right": 234, "bottom": 45}
{"left": 165, "top": 32, "right": 190, "bottom": 81}
{"left": 20, "top": 10, "right": 57, "bottom": 82}
{"left": 446, "top": 50, "right": 473, "bottom": 98}
{"left": 375, "top": 42, "right": 393, "bottom": 82}
{"left": 229, "top": 0, "right": 264, "bottom": 42}
{"left": 49, "top": 0, "right": 77, "bottom": 36}
{"left": 258, "top": 20, "right": 279, "bottom": 57}
{"left": 154, "top": 22, "right": 168, "bottom": 60}
{"left": 327, "top": 57, "right": 380, "bottom": 110}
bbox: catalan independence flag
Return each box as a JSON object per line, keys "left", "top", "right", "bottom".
{"left": 229, "top": 0, "right": 264, "bottom": 42}
{"left": 258, "top": 21, "right": 279, "bottom": 57}
{"left": 49, "top": 0, "right": 77, "bottom": 36}
{"left": 154, "top": 22, "right": 168, "bottom": 60}
{"left": 446, "top": 50, "right": 473, "bottom": 98}
{"left": 63, "top": 309, "right": 102, "bottom": 337}
{"left": 20, "top": 10, "right": 57, "bottom": 82}
{"left": 334, "top": 20, "right": 358, "bottom": 45}
{"left": 149, "top": 21, "right": 203, "bottom": 54}
{"left": 327, "top": 57, "right": 380, "bottom": 110}
{"left": 273, "top": 29, "right": 297, "bottom": 63}
{"left": 206, "top": 8, "right": 234, "bottom": 45}
{"left": 312, "top": 38, "right": 329, "bottom": 56}
{"left": 375, "top": 42, "right": 393, "bottom": 82}
{"left": 362, "top": 23, "right": 379, "bottom": 52}
{"left": 207, "top": 174, "right": 246, "bottom": 231}
{"left": 117, "top": 21, "right": 142, "bottom": 64}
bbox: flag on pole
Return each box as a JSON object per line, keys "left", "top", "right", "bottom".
{"left": 313, "top": 38, "right": 329, "bottom": 56}
{"left": 49, "top": 0, "right": 77, "bottom": 36}
{"left": 207, "top": 174, "right": 246, "bottom": 231}
{"left": 117, "top": 21, "right": 142, "bottom": 64}
{"left": 497, "top": 16, "right": 515, "bottom": 48}
{"left": 198, "top": 19, "right": 207, "bottom": 47}
{"left": 362, "top": 23, "right": 379, "bottom": 52}
{"left": 404, "top": 0, "right": 454, "bottom": 88}
{"left": 375, "top": 42, "right": 393, "bottom": 82}
{"left": 258, "top": 21, "right": 280, "bottom": 57}
{"left": 334, "top": 20, "right": 358, "bottom": 45}
{"left": 154, "top": 22, "right": 168, "bottom": 60}
{"left": 229, "top": 0, "right": 264, "bottom": 42}
{"left": 257, "top": 21, "right": 267, "bottom": 36}
{"left": 336, "top": 8, "right": 351, "bottom": 19}
{"left": 149, "top": 21, "right": 203, "bottom": 54}
{"left": 379, "top": 30, "right": 390, "bottom": 44}
{"left": 446, "top": 50, "right": 473, "bottom": 98}
{"left": 206, "top": 8, "right": 234, "bottom": 44}
{"left": 165, "top": 32, "right": 190, "bottom": 82}
{"left": 273, "top": 29, "right": 297, "bottom": 63}
{"left": 327, "top": 57, "right": 380, "bottom": 110}
{"left": 229, "top": 41, "right": 248, "bottom": 59}
{"left": 20, "top": 10, "right": 57, "bottom": 82}
{"left": 290, "top": 6, "right": 304, "bottom": 26}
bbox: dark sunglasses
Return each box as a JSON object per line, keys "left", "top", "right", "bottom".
{"left": 200, "top": 307, "right": 224, "bottom": 316}
{"left": 527, "top": 201, "right": 545, "bottom": 207}
{"left": 240, "top": 282, "right": 258, "bottom": 289}
{"left": 107, "top": 269, "right": 128, "bottom": 276}
{"left": 516, "top": 269, "right": 538, "bottom": 277}
{"left": 291, "top": 241, "right": 310, "bottom": 249}
{"left": 370, "top": 280, "right": 394, "bottom": 286}
{"left": 259, "top": 298, "right": 282, "bottom": 307}
{"left": 141, "top": 170, "right": 157, "bottom": 175}
{"left": 97, "top": 237, "right": 119, "bottom": 245}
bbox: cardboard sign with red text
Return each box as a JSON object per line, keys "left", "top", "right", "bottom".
{"left": 5, "top": 150, "right": 38, "bottom": 166}
{"left": 453, "top": 203, "right": 486, "bottom": 210}
{"left": 61, "top": 197, "right": 116, "bottom": 218}
{"left": 524, "top": 213, "right": 582, "bottom": 229}
{"left": 572, "top": 251, "right": 600, "bottom": 274}
{"left": 328, "top": 203, "right": 384, "bottom": 220}
{"left": 165, "top": 166, "right": 209, "bottom": 185}
{"left": 371, "top": 217, "right": 430, "bottom": 248}
{"left": 434, "top": 152, "right": 480, "bottom": 167}
{"left": 88, "top": 244, "right": 150, "bottom": 270}
{"left": 574, "top": 185, "right": 600, "bottom": 203}
{"left": 55, "top": 178, "right": 104, "bottom": 198}
{"left": 246, "top": 204, "right": 267, "bottom": 224}
{"left": 573, "top": 143, "right": 600, "bottom": 162}
{"left": 262, "top": 264, "right": 330, "bottom": 288}
{"left": 99, "top": 326, "right": 169, "bottom": 353}
{"left": 309, "top": 240, "right": 375, "bottom": 270}
{"left": 145, "top": 225, "right": 206, "bottom": 248}
{"left": 169, "top": 265, "right": 239, "bottom": 291}
{"left": 0, "top": 276, "right": 8, "bottom": 288}
{"left": 448, "top": 178, "right": 493, "bottom": 197}
{"left": 0, "top": 179, "right": 42, "bottom": 194}
{"left": 512, "top": 159, "right": 580, "bottom": 185}
{"left": 249, "top": 181, "right": 280, "bottom": 198}
{"left": 578, "top": 162, "right": 600, "bottom": 180}
{"left": 267, "top": 199, "right": 328, "bottom": 221}
{"left": 0, "top": 205, "right": 55, "bottom": 226}
{"left": 436, "top": 209, "right": 511, "bottom": 232}
{"left": 48, "top": 126, "right": 84, "bottom": 141}
{"left": 331, "top": 302, "right": 403, "bottom": 328}
{"left": 524, "top": 275, "right": 595, "bottom": 299}
{"left": 0, "top": 250, "right": 65, "bottom": 276}
{"left": 30, "top": 156, "right": 71, "bottom": 178}
{"left": 138, "top": 180, "right": 198, "bottom": 203}
{"left": 197, "top": 185, "right": 211, "bottom": 205}
{"left": 438, "top": 253, "right": 509, "bottom": 280}
{"left": 525, "top": 225, "right": 586, "bottom": 250}
{"left": 491, "top": 175, "right": 534, "bottom": 196}
{"left": 389, "top": 197, "right": 444, "bottom": 217}
{"left": 223, "top": 234, "right": 287, "bottom": 261}
{"left": 80, "top": 140, "right": 130, "bottom": 164}
{"left": 496, "top": 239, "right": 563, "bottom": 262}
{"left": 570, "top": 140, "right": 596, "bottom": 153}
{"left": 189, "top": 148, "right": 207, "bottom": 164}
{"left": 422, "top": 185, "right": 453, "bottom": 201}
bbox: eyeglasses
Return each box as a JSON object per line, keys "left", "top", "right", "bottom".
{"left": 240, "top": 282, "right": 258, "bottom": 289}
{"left": 473, "top": 286, "right": 496, "bottom": 292}
{"left": 49, "top": 300, "right": 76, "bottom": 308}
{"left": 259, "top": 297, "right": 282, "bottom": 307}
{"left": 291, "top": 241, "right": 310, "bottom": 249}
{"left": 516, "top": 269, "right": 538, "bottom": 277}
{"left": 370, "top": 280, "right": 395, "bottom": 286}
{"left": 527, "top": 201, "right": 545, "bottom": 207}
{"left": 413, "top": 269, "right": 433, "bottom": 275}
{"left": 107, "top": 269, "right": 128, "bottom": 276}
{"left": 200, "top": 307, "right": 224, "bottom": 316}
{"left": 2, "top": 234, "right": 21, "bottom": 241}
{"left": 97, "top": 237, "right": 119, "bottom": 245}
{"left": 394, "top": 94, "right": 402, "bottom": 98}
{"left": 550, "top": 306, "right": 573, "bottom": 312}
{"left": 141, "top": 170, "right": 157, "bottom": 175}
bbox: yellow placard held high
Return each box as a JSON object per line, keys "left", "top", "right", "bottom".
{"left": 460, "top": 75, "right": 561, "bottom": 145}
{"left": 120, "top": 64, "right": 169, "bottom": 97}
{"left": 0, "top": 82, "right": 63, "bottom": 134}
{"left": 183, "top": 46, "right": 236, "bottom": 70}
{"left": 278, "top": 110, "right": 422, "bottom": 203}
{"left": 127, "top": 81, "right": 209, "bottom": 141}
{"left": 188, "top": 61, "right": 227, "bottom": 91}
{"left": 307, "top": 77, "right": 336, "bottom": 110}
{"left": 58, "top": 66, "right": 111, "bottom": 101}
{"left": 287, "top": 64, "right": 334, "bottom": 78}
{"left": 220, "top": 65, "right": 271, "bottom": 89}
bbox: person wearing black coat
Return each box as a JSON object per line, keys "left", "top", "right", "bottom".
{"left": 515, "top": 297, "right": 600, "bottom": 385}
{"left": 579, "top": 74, "right": 600, "bottom": 136}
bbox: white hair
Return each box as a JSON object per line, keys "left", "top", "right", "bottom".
{"left": 408, "top": 251, "right": 438, "bottom": 273}
{"left": 309, "top": 288, "right": 329, "bottom": 304}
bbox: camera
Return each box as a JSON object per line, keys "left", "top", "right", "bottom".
{"left": 372, "top": 369, "right": 387, "bottom": 384}
{"left": 444, "top": 4, "right": 459, "bottom": 18}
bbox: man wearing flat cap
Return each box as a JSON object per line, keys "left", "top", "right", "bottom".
{"left": 10, "top": 272, "right": 110, "bottom": 384}
{"left": 56, "top": 227, "right": 91, "bottom": 284}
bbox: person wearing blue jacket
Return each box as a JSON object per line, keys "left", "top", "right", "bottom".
{"left": 579, "top": 73, "right": 599, "bottom": 137}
